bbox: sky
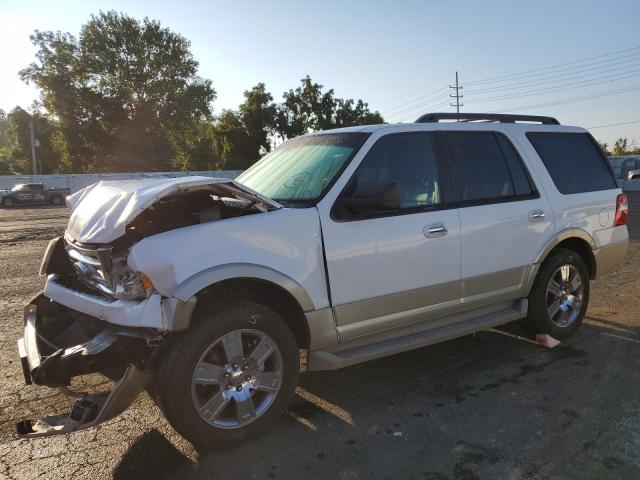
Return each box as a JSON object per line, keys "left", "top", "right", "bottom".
{"left": 0, "top": 0, "right": 639, "bottom": 146}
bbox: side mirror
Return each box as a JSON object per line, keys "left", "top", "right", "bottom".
{"left": 341, "top": 181, "right": 401, "bottom": 214}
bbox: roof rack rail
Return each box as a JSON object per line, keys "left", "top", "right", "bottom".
{"left": 415, "top": 112, "right": 560, "bottom": 125}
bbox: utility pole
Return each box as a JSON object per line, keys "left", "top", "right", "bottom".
{"left": 29, "top": 119, "right": 37, "bottom": 175}
{"left": 449, "top": 71, "right": 463, "bottom": 114}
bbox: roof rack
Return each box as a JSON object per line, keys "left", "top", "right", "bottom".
{"left": 415, "top": 112, "right": 560, "bottom": 125}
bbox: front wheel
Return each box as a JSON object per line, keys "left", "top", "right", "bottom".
{"left": 154, "top": 301, "right": 300, "bottom": 449}
{"left": 525, "top": 248, "right": 590, "bottom": 340}
{"left": 2, "top": 197, "right": 15, "bottom": 207}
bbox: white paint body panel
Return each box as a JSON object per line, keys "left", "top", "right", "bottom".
{"left": 322, "top": 209, "right": 461, "bottom": 307}
{"left": 127, "top": 207, "right": 329, "bottom": 310}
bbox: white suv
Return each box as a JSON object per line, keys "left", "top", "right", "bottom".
{"left": 17, "top": 113, "right": 628, "bottom": 448}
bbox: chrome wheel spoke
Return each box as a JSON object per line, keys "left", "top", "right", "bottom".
{"left": 568, "top": 272, "right": 582, "bottom": 294}
{"left": 193, "top": 362, "right": 224, "bottom": 385}
{"left": 548, "top": 298, "right": 562, "bottom": 319}
{"left": 250, "top": 337, "right": 275, "bottom": 366}
{"left": 199, "top": 391, "right": 230, "bottom": 422}
{"left": 221, "top": 330, "right": 244, "bottom": 360}
{"left": 560, "top": 265, "right": 571, "bottom": 284}
{"left": 235, "top": 396, "right": 257, "bottom": 421}
{"left": 253, "top": 371, "right": 281, "bottom": 393}
{"left": 548, "top": 278, "right": 562, "bottom": 296}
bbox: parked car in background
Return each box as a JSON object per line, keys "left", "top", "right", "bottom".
{"left": 16, "top": 113, "right": 628, "bottom": 449}
{"left": 0, "top": 183, "right": 71, "bottom": 207}
{"left": 608, "top": 156, "right": 640, "bottom": 187}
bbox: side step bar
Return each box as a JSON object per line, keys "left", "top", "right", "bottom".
{"left": 308, "top": 300, "right": 527, "bottom": 371}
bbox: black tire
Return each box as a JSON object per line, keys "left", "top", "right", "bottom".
{"left": 525, "top": 248, "right": 590, "bottom": 340}
{"left": 50, "top": 195, "right": 63, "bottom": 206}
{"left": 2, "top": 197, "right": 14, "bottom": 207}
{"left": 154, "top": 300, "right": 299, "bottom": 449}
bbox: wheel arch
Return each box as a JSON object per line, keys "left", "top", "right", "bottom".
{"left": 174, "top": 264, "right": 314, "bottom": 348}
{"left": 535, "top": 229, "right": 597, "bottom": 279}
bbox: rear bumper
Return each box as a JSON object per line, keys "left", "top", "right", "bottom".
{"left": 16, "top": 294, "right": 158, "bottom": 438}
{"left": 594, "top": 239, "right": 628, "bottom": 277}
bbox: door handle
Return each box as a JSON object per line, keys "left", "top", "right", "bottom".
{"left": 529, "top": 209, "right": 545, "bottom": 222}
{"left": 424, "top": 222, "right": 448, "bottom": 238}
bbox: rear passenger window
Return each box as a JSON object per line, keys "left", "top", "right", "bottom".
{"left": 527, "top": 132, "right": 617, "bottom": 194}
{"left": 444, "top": 132, "right": 533, "bottom": 202}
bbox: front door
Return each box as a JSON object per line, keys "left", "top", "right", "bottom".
{"left": 319, "top": 131, "right": 461, "bottom": 341}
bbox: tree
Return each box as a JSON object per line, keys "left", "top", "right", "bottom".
{"left": 611, "top": 137, "right": 640, "bottom": 156}
{"left": 20, "top": 11, "right": 216, "bottom": 172}
{"left": 212, "top": 110, "right": 254, "bottom": 170}
{"left": 276, "top": 76, "right": 383, "bottom": 140}
{"left": 0, "top": 106, "right": 62, "bottom": 174}
{"left": 238, "top": 83, "right": 277, "bottom": 163}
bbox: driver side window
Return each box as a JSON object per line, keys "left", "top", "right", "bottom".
{"left": 350, "top": 132, "right": 440, "bottom": 211}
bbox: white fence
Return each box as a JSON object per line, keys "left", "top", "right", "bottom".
{"left": 0, "top": 170, "right": 243, "bottom": 193}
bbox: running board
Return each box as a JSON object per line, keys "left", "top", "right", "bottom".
{"left": 308, "top": 299, "right": 528, "bottom": 371}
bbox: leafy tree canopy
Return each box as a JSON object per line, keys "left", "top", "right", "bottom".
{"left": 20, "top": 10, "right": 216, "bottom": 172}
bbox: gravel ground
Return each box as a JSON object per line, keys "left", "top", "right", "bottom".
{"left": 0, "top": 199, "right": 639, "bottom": 480}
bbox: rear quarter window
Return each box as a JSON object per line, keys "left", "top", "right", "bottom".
{"left": 527, "top": 132, "right": 617, "bottom": 194}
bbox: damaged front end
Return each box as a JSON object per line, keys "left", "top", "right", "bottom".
{"left": 17, "top": 176, "right": 279, "bottom": 438}
{"left": 17, "top": 295, "right": 161, "bottom": 438}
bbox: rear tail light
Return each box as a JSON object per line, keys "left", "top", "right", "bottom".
{"left": 614, "top": 193, "right": 628, "bottom": 226}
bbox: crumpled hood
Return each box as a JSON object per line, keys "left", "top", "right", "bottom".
{"left": 65, "top": 176, "right": 281, "bottom": 244}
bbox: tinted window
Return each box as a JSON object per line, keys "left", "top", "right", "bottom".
{"left": 496, "top": 134, "right": 534, "bottom": 196}
{"left": 527, "top": 132, "right": 617, "bottom": 194}
{"left": 445, "top": 132, "right": 518, "bottom": 202}
{"left": 351, "top": 132, "right": 440, "bottom": 210}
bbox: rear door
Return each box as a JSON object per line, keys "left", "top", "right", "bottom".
{"left": 319, "top": 131, "right": 462, "bottom": 341}
{"left": 441, "top": 131, "right": 553, "bottom": 307}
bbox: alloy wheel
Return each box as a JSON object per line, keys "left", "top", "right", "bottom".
{"left": 191, "top": 329, "right": 283, "bottom": 429}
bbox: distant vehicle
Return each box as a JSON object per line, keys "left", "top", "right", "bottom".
{"left": 608, "top": 156, "right": 640, "bottom": 186}
{"left": 628, "top": 169, "right": 640, "bottom": 180}
{"left": 0, "top": 183, "right": 71, "bottom": 207}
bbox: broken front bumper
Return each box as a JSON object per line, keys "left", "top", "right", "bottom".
{"left": 16, "top": 295, "right": 159, "bottom": 438}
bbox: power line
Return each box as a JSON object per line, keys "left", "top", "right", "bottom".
{"left": 384, "top": 94, "right": 451, "bottom": 121}
{"left": 465, "top": 59, "right": 640, "bottom": 95}
{"left": 588, "top": 120, "right": 640, "bottom": 129}
{"left": 381, "top": 87, "right": 448, "bottom": 115}
{"left": 488, "top": 84, "right": 640, "bottom": 113}
{"left": 465, "top": 70, "right": 640, "bottom": 104}
{"left": 389, "top": 100, "right": 452, "bottom": 123}
{"left": 465, "top": 45, "right": 640, "bottom": 86}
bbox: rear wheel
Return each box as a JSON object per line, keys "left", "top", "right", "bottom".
{"left": 525, "top": 248, "right": 590, "bottom": 339}
{"left": 50, "top": 195, "right": 63, "bottom": 206}
{"left": 2, "top": 197, "right": 14, "bottom": 207}
{"left": 154, "top": 301, "right": 299, "bottom": 449}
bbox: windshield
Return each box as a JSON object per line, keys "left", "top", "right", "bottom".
{"left": 11, "top": 184, "right": 24, "bottom": 191}
{"left": 236, "top": 132, "right": 369, "bottom": 205}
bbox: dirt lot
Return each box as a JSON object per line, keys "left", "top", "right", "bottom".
{"left": 0, "top": 199, "right": 639, "bottom": 480}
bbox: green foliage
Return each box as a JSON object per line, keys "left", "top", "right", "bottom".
{"left": 239, "top": 83, "right": 277, "bottom": 163}
{"left": 276, "top": 76, "right": 384, "bottom": 141}
{"left": 611, "top": 137, "right": 640, "bottom": 156}
{"left": 0, "top": 107, "right": 61, "bottom": 174}
{"left": 20, "top": 11, "right": 216, "bottom": 172}
{"left": 8, "top": 12, "right": 385, "bottom": 173}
